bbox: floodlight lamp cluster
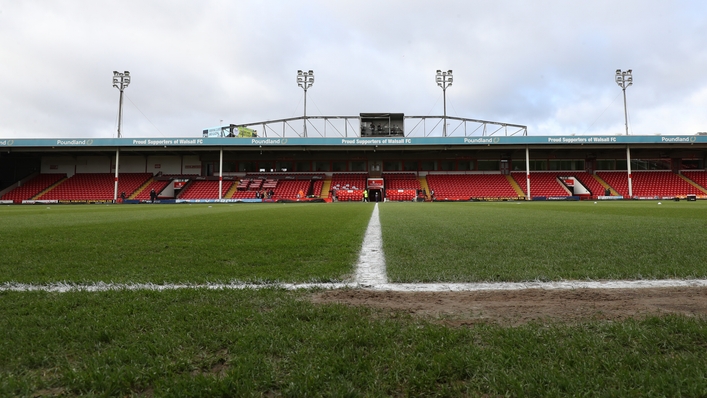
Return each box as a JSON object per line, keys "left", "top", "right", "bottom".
{"left": 615, "top": 69, "right": 632, "bottom": 89}
{"left": 436, "top": 69, "right": 453, "bottom": 89}
{"left": 297, "top": 70, "right": 314, "bottom": 90}
{"left": 112, "top": 71, "right": 131, "bottom": 90}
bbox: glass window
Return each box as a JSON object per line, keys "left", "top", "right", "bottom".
{"left": 350, "top": 161, "right": 366, "bottom": 172}
{"left": 403, "top": 161, "right": 418, "bottom": 171}
{"left": 596, "top": 160, "right": 614, "bottom": 170}
{"left": 549, "top": 160, "right": 581, "bottom": 170}
{"left": 296, "top": 161, "right": 311, "bottom": 172}
{"left": 314, "top": 161, "right": 330, "bottom": 172}
{"left": 653, "top": 160, "right": 670, "bottom": 170}
{"left": 259, "top": 161, "right": 274, "bottom": 172}
{"left": 439, "top": 160, "right": 455, "bottom": 171}
{"left": 528, "top": 160, "right": 547, "bottom": 171}
{"left": 420, "top": 161, "right": 436, "bottom": 171}
{"left": 239, "top": 162, "right": 256, "bottom": 172}
{"left": 477, "top": 160, "right": 499, "bottom": 171}
{"left": 332, "top": 161, "right": 347, "bottom": 172}
{"left": 222, "top": 162, "right": 236, "bottom": 173}
{"left": 682, "top": 159, "right": 702, "bottom": 170}
{"left": 383, "top": 161, "right": 400, "bottom": 171}
{"left": 457, "top": 160, "right": 474, "bottom": 171}
{"left": 277, "top": 161, "right": 293, "bottom": 172}
{"left": 631, "top": 160, "right": 648, "bottom": 170}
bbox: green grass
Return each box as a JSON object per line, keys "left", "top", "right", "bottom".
{"left": 3, "top": 201, "right": 707, "bottom": 284}
{"left": 2, "top": 289, "right": 707, "bottom": 397}
{"left": 380, "top": 201, "right": 707, "bottom": 282}
{"left": 4, "top": 201, "right": 707, "bottom": 396}
{"left": 0, "top": 203, "right": 371, "bottom": 284}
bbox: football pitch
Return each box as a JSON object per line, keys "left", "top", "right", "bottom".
{"left": 2, "top": 201, "right": 707, "bottom": 396}
{"left": 3, "top": 200, "right": 707, "bottom": 284}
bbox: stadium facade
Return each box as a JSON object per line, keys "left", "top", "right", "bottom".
{"left": 1, "top": 114, "right": 706, "bottom": 203}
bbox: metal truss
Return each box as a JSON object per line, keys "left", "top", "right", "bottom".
{"left": 231, "top": 115, "right": 527, "bottom": 138}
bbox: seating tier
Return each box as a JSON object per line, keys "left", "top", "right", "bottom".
{"left": 427, "top": 174, "right": 517, "bottom": 200}
{"left": 330, "top": 173, "right": 367, "bottom": 201}
{"left": 134, "top": 180, "right": 171, "bottom": 200}
{"left": 179, "top": 180, "right": 234, "bottom": 199}
{"left": 681, "top": 171, "right": 707, "bottom": 191}
{"left": 38, "top": 173, "right": 152, "bottom": 201}
{"left": 383, "top": 172, "right": 420, "bottom": 201}
{"left": 273, "top": 180, "right": 311, "bottom": 199}
{"left": 598, "top": 171, "right": 702, "bottom": 197}
{"left": 1, "top": 174, "right": 66, "bottom": 203}
{"left": 512, "top": 172, "right": 605, "bottom": 197}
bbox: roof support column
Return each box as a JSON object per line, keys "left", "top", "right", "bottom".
{"left": 114, "top": 148, "right": 120, "bottom": 203}
{"left": 218, "top": 147, "right": 223, "bottom": 200}
{"left": 626, "top": 146, "right": 633, "bottom": 198}
{"left": 525, "top": 146, "right": 531, "bottom": 200}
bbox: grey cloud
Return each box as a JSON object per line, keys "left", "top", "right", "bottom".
{"left": 1, "top": 0, "right": 706, "bottom": 139}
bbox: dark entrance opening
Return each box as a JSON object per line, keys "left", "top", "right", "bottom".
{"left": 369, "top": 188, "right": 382, "bottom": 202}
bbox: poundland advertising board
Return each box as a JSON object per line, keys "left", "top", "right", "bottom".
{"left": 0, "top": 135, "right": 704, "bottom": 148}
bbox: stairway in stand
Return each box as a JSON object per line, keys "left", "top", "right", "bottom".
{"left": 31, "top": 176, "right": 68, "bottom": 199}
{"left": 418, "top": 176, "right": 430, "bottom": 200}
{"left": 679, "top": 173, "right": 707, "bottom": 194}
{"left": 592, "top": 174, "right": 619, "bottom": 196}
{"left": 506, "top": 175, "right": 525, "bottom": 197}
{"left": 224, "top": 181, "right": 240, "bottom": 199}
{"left": 320, "top": 178, "right": 332, "bottom": 199}
{"left": 130, "top": 178, "right": 154, "bottom": 199}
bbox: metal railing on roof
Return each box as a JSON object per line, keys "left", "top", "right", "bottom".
{"left": 227, "top": 115, "right": 527, "bottom": 138}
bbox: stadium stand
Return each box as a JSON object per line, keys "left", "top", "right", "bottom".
{"left": 262, "top": 179, "right": 278, "bottom": 190}
{"left": 133, "top": 179, "right": 171, "bottom": 200}
{"left": 312, "top": 179, "right": 324, "bottom": 198}
{"left": 273, "top": 180, "right": 311, "bottom": 199}
{"left": 427, "top": 174, "right": 518, "bottom": 200}
{"left": 1, "top": 173, "right": 66, "bottom": 203}
{"left": 511, "top": 171, "right": 606, "bottom": 198}
{"left": 235, "top": 173, "right": 326, "bottom": 200}
{"left": 596, "top": 171, "right": 630, "bottom": 197}
{"left": 249, "top": 178, "right": 264, "bottom": 191}
{"left": 330, "top": 173, "right": 367, "bottom": 201}
{"left": 630, "top": 171, "right": 703, "bottom": 197}
{"left": 572, "top": 172, "right": 610, "bottom": 198}
{"left": 38, "top": 173, "right": 152, "bottom": 201}
{"left": 178, "top": 180, "right": 234, "bottom": 199}
{"left": 598, "top": 170, "right": 703, "bottom": 198}
{"left": 383, "top": 172, "right": 421, "bottom": 201}
{"left": 5, "top": 166, "right": 705, "bottom": 203}
{"left": 681, "top": 170, "right": 707, "bottom": 192}
{"left": 385, "top": 189, "right": 417, "bottom": 201}
{"left": 512, "top": 172, "right": 569, "bottom": 197}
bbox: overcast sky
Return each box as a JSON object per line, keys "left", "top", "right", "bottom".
{"left": 1, "top": 0, "right": 707, "bottom": 139}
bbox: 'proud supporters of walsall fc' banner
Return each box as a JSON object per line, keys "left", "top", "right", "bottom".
{"left": 0, "top": 135, "right": 704, "bottom": 148}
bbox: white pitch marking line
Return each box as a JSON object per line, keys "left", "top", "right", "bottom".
{"left": 354, "top": 202, "right": 388, "bottom": 286}
{"left": 3, "top": 280, "right": 707, "bottom": 293}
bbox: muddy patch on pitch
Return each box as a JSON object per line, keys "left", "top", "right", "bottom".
{"left": 311, "top": 287, "right": 707, "bottom": 325}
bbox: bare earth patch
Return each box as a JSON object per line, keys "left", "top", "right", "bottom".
{"left": 311, "top": 287, "right": 707, "bottom": 325}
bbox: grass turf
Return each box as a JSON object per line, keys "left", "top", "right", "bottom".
{"left": 4, "top": 201, "right": 707, "bottom": 396}
{"left": 380, "top": 201, "right": 707, "bottom": 282}
{"left": 2, "top": 289, "right": 707, "bottom": 397}
{"left": 0, "top": 203, "right": 371, "bottom": 284}
{"left": 3, "top": 201, "right": 707, "bottom": 284}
